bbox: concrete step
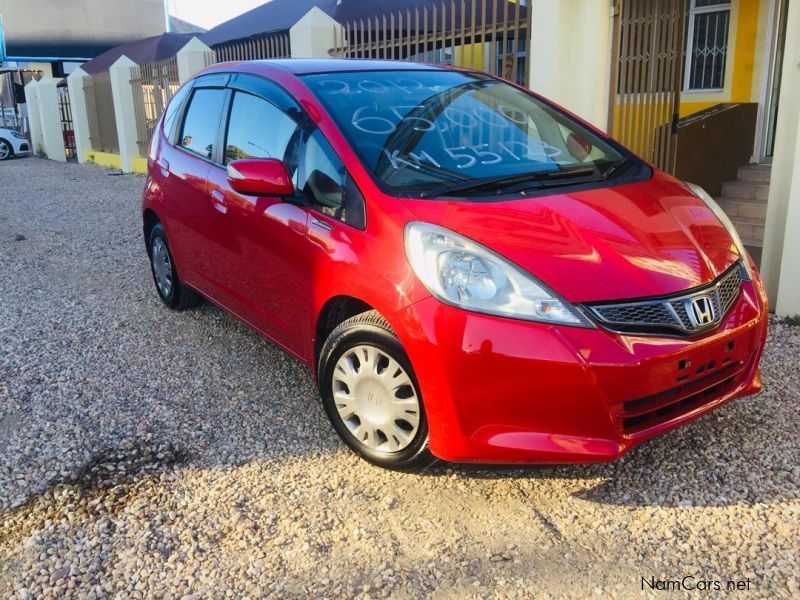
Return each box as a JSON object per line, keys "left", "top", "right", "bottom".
{"left": 730, "top": 216, "right": 765, "bottom": 244}
{"left": 721, "top": 180, "right": 770, "bottom": 201}
{"left": 737, "top": 164, "right": 772, "bottom": 183}
{"left": 716, "top": 197, "right": 768, "bottom": 221}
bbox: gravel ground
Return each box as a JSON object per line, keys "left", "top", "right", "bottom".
{"left": 1, "top": 157, "right": 798, "bottom": 599}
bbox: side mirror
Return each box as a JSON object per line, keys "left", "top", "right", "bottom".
{"left": 227, "top": 158, "right": 294, "bottom": 196}
{"left": 566, "top": 133, "right": 593, "bottom": 162}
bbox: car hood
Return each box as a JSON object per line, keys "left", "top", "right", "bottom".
{"left": 399, "top": 172, "right": 740, "bottom": 303}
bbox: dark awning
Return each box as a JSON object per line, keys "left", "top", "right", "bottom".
{"left": 79, "top": 33, "right": 195, "bottom": 75}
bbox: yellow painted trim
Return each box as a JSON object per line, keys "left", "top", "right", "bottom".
{"left": 131, "top": 156, "right": 148, "bottom": 174}
{"left": 679, "top": 101, "right": 722, "bottom": 118}
{"left": 731, "top": 0, "right": 760, "bottom": 102}
{"left": 85, "top": 151, "right": 121, "bottom": 169}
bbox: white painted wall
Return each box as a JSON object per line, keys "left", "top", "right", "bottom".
{"left": 289, "top": 7, "right": 343, "bottom": 59}
{"left": 528, "top": 0, "right": 614, "bottom": 131}
{"left": 23, "top": 81, "right": 44, "bottom": 153}
{"left": 761, "top": 0, "right": 800, "bottom": 315}
{"left": 66, "top": 67, "right": 92, "bottom": 164}
{"left": 108, "top": 56, "right": 139, "bottom": 172}
{"left": 33, "top": 77, "right": 67, "bottom": 162}
{"left": 177, "top": 38, "right": 213, "bottom": 84}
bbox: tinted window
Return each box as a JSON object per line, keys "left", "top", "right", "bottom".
{"left": 299, "top": 130, "right": 365, "bottom": 229}
{"left": 179, "top": 88, "right": 226, "bottom": 160}
{"left": 302, "top": 71, "right": 628, "bottom": 196}
{"left": 224, "top": 92, "right": 300, "bottom": 165}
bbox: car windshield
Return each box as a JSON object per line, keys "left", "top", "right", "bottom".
{"left": 302, "top": 70, "right": 628, "bottom": 197}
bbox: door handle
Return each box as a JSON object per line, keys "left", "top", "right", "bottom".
{"left": 310, "top": 217, "right": 333, "bottom": 231}
{"left": 210, "top": 190, "right": 228, "bottom": 214}
{"left": 157, "top": 157, "right": 170, "bottom": 177}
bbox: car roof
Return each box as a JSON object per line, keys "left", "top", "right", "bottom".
{"left": 212, "top": 58, "right": 452, "bottom": 75}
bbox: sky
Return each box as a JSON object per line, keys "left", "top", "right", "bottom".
{"left": 168, "top": 0, "right": 270, "bottom": 30}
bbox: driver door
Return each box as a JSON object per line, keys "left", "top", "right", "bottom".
{"left": 204, "top": 83, "right": 312, "bottom": 356}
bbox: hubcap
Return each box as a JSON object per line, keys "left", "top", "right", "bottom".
{"left": 151, "top": 237, "right": 173, "bottom": 297}
{"left": 332, "top": 345, "right": 420, "bottom": 453}
{"left": 0, "top": 142, "right": 9, "bottom": 160}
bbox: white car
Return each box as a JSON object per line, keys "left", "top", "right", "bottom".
{"left": 0, "top": 127, "right": 32, "bottom": 160}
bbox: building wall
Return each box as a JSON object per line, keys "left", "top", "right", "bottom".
{"left": 0, "top": 0, "right": 166, "bottom": 61}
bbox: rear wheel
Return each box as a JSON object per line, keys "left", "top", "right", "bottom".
{"left": 0, "top": 139, "right": 12, "bottom": 161}
{"left": 148, "top": 223, "right": 201, "bottom": 310}
{"left": 319, "top": 310, "right": 435, "bottom": 470}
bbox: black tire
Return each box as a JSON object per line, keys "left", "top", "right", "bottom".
{"left": 0, "top": 139, "right": 12, "bottom": 161}
{"left": 319, "top": 310, "right": 436, "bottom": 471}
{"left": 148, "top": 223, "right": 202, "bottom": 310}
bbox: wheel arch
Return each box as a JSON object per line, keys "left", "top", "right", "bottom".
{"left": 314, "top": 295, "right": 376, "bottom": 376}
{"left": 142, "top": 208, "right": 161, "bottom": 254}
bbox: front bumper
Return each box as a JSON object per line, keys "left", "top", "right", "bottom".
{"left": 391, "top": 276, "right": 768, "bottom": 464}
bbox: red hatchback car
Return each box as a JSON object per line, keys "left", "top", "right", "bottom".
{"left": 142, "top": 60, "right": 768, "bottom": 470}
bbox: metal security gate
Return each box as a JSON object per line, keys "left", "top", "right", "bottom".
{"left": 608, "top": 0, "right": 686, "bottom": 173}
{"left": 58, "top": 88, "right": 76, "bottom": 160}
{"left": 83, "top": 71, "right": 119, "bottom": 154}
{"left": 330, "top": 0, "right": 532, "bottom": 86}
{"left": 130, "top": 58, "right": 181, "bottom": 156}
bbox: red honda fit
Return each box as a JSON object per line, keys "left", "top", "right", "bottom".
{"left": 142, "top": 60, "right": 768, "bottom": 469}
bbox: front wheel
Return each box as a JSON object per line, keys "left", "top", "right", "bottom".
{"left": 318, "top": 311, "right": 435, "bottom": 471}
{"left": 0, "top": 139, "right": 12, "bottom": 161}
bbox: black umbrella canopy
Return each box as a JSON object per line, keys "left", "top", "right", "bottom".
{"left": 203, "top": 0, "right": 528, "bottom": 47}
{"left": 79, "top": 33, "right": 196, "bottom": 75}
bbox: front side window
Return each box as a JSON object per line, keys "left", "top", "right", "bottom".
{"left": 179, "top": 88, "right": 226, "bottom": 160}
{"left": 224, "top": 91, "right": 300, "bottom": 166}
{"left": 298, "top": 130, "right": 365, "bottom": 229}
{"left": 302, "top": 70, "right": 628, "bottom": 197}
{"left": 684, "top": 0, "right": 731, "bottom": 91}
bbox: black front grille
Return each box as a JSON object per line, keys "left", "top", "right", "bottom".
{"left": 584, "top": 261, "right": 743, "bottom": 336}
{"left": 620, "top": 361, "right": 743, "bottom": 434}
{"left": 19, "top": 143, "right": 30, "bottom": 152}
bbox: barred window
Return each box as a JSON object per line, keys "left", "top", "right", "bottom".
{"left": 684, "top": 0, "right": 731, "bottom": 90}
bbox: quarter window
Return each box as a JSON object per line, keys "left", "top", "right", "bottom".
{"left": 684, "top": 0, "right": 731, "bottom": 91}
{"left": 179, "top": 88, "right": 227, "bottom": 160}
{"left": 224, "top": 92, "right": 300, "bottom": 166}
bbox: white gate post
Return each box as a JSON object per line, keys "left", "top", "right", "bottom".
{"left": 30, "top": 77, "right": 67, "bottom": 161}
{"left": 67, "top": 67, "right": 92, "bottom": 164}
{"left": 177, "top": 37, "right": 214, "bottom": 84}
{"left": 289, "top": 7, "right": 343, "bottom": 58}
{"left": 109, "top": 56, "right": 140, "bottom": 173}
{"left": 528, "top": 0, "right": 614, "bottom": 131}
{"left": 23, "top": 80, "right": 45, "bottom": 155}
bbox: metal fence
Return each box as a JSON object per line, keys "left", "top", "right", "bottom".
{"left": 84, "top": 71, "right": 120, "bottom": 154}
{"left": 58, "top": 87, "right": 77, "bottom": 159}
{"left": 608, "top": 0, "right": 687, "bottom": 173}
{"left": 330, "top": 0, "right": 531, "bottom": 86}
{"left": 130, "top": 58, "right": 181, "bottom": 156}
{"left": 213, "top": 33, "right": 291, "bottom": 62}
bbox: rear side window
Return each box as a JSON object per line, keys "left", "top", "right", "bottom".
{"left": 179, "top": 88, "right": 226, "bottom": 160}
{"left": 224, "top": 92, "right": 300, "bottom": 166}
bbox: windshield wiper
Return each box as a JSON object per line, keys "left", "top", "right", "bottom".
{"left": 601, "top": 157, "right": 631, "bottom": 180}
{"left": 422, "top": 165, "right": 599, "bottom": 198}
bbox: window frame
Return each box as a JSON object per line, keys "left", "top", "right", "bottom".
{"left": 683, "top": 0, "right": 732, "bottom": 92}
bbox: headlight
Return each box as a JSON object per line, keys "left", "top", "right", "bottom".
{"left": 404, "top": 222, "right": 592, "bottom": 326}
{"left": 685, "top": 182, "right": 754, "bottom": 281}
{"left": 11, "top": 132, "right": 26, "bottom": 139}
